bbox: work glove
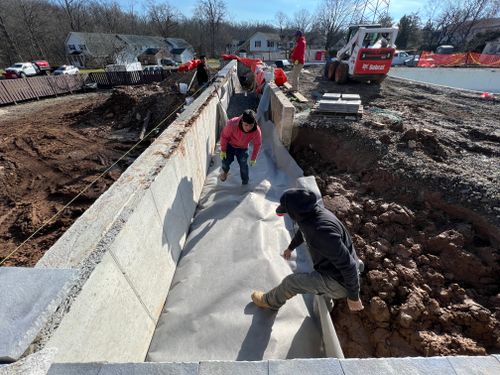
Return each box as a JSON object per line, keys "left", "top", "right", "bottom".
{"left": 249, "top": 159, "right": 256, "bottom": 166}
{"left": 220, "top": 151, "right": 226, "bottom": 160}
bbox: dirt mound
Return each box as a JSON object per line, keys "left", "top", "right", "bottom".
{"left": 289, "top": 66, "right": 500, "bottom": 357}
{"left": 293, "top": 146, "right": 499, "bottom": 357}
{"left": 0, "top": 75, "right": 189, "bottom": 266}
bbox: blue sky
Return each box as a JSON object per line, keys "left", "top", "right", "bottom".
{"left": 121, "top": 0, "right": 426, "bottom": 25}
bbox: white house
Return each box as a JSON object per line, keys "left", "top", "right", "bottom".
{"left": 65, "top": 32, "right": 194, "bottom": 68}
{"left": 248, "top": 32, "right": 282, "bottom": 53}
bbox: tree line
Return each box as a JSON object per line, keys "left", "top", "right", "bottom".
{"left": 0, "top": 0, "right": 498, "bottom": 68}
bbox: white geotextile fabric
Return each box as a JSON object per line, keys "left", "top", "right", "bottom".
{"left": 146, "top": 85, "right": 324, "bottom": 361}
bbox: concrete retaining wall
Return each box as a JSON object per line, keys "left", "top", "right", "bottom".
{"left": 35, "top": 61, "right": 239, "bottom": 363}
{"left": 268, "top": 82, "right": 295, "bottom": 148}
{"left": 388, "top": 67, "right": 500, "bottom": 93}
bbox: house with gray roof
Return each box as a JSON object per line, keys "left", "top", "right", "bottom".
{"left": 65, "top": 32, "right": 194, "bottom": 68}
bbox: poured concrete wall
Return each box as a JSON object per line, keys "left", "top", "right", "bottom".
{"left": 35, "top": 61, "right": 239, "bottom": 363}
{"left": 268, "top": 82, "right": 295, "bottom": 148}
{"left": 389, "top": 67, "right": 500, "bottom": 93}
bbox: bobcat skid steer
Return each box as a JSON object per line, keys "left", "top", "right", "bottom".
{"left": 328, "top": 24, "right": 399, "bottom": 84}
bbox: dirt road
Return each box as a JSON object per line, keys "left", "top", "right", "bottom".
{"left": 287, "top": 66, "right": 499, "bottom": 357}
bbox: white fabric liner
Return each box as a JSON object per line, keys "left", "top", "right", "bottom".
{"left": 146, "top": 85, "right": 324, "bottom": 361}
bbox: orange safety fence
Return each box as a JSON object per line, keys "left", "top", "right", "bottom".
{"left": 178, "top": 59, "right": 202, "bottom": 71}
{"left": 418, "top": 51, "right": 500, "bottom": 67}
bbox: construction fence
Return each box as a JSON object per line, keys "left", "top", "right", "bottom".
{"left": 418, "top": 51, "right": 500, "bottom": 68}
{"left": 0, "top": 70, "right": 170, "bottom": 106}
{"left": 0, "top": 75, "right": 86, "bottom": 105}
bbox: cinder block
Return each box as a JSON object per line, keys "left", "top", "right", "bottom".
{"left": 341, "top": 94, "right": 361, "bottom": 100}
{"left": 199, "top": 360, "right": 268, "bottom": 375}
{"left": 0, "top": 268, "right": 76, "bottom": 362}
{"left": 98, "top": 362, "right": 199, "bottom": 375}
{"left": 269, "top": 358, "right": 343, "bottom": 374}
{"left": 447, "top": 355, "right": 500, "bottom": 375}
{"left": 48, "top": 363, "right": 103, "bottom": 375}
{"left": 322, "top": 93, "right": 341, "bottom": 100}
{"left": 341, "top": 357, "right": 456, "bottom": 375}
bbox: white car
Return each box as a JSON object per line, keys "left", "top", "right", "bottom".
{"left": 4, "top": 62, "right": 38, "bottom": 78}
{"left": 391, "top": 51, "right": 413, "bottom": 66}
{"left": 53, "top": 65, "right": 80, "bottom": 75}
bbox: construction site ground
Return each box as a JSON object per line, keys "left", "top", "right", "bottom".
{"left": 0, "top": 72, "right": 192, "bottom": 266}
{"left": 0, "top": 64, "right": 498, "bottom": 360}
{"left": 285, "top": 66, "right": 499, "bottom": 357}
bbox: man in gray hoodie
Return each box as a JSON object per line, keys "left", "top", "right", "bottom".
{"left": 252, "top": 188, "right": 364, "bottom": 312}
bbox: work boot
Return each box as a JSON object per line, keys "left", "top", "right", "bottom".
{"left": 251, "top": 291, "right": 278, "bottom": 310}
{"left": 219, "top": 171, "right": 228, "bottom": 182}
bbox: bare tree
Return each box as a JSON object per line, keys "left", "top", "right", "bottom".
{"left": 0, "top": 11, "right": 23, "bottom": 63}
{"left": 316, "top": 0, "right": 356, "bottom": 50}
{"left": 425, "top": 0, "right": 500, "bottom": 49}
{"left": 292, "top": 9, "right": 312, "bottom": 33}
{"left": 147, "top": 0, "right": 179, "bottom": 37}
{"left": 58, "top": 0, "right": 86, "bottom": 31}
{"left": 195, "top": 0, "right": 226, "bottom": 57}
{"left": 19, "top": 0, "right": 47, "bottom": 59}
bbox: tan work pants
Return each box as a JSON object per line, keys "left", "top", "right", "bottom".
{"left": 290, "top": 63, "right": 304, "bottom": 91}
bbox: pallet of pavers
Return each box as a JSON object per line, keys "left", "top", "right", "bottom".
{"left": 313, "top": 93, "right": 363, "bottom": 119}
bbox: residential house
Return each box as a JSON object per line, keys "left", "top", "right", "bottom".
{"left": 165, "top": 38, "right": 195, "bottom": 62}
{"left": 65, "top": 32, "right": 194, "bottom": 68}
{"left": 138, "top": 48, "right": 172, "bottom": 66}
{"left": 238, "top": 31, "right": 326, "bottom": 62}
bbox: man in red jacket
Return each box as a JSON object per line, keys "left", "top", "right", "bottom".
{"left": 219, "top": 109, "right": 262, "bottom": 185}
{"left": 290, "top": 30, "right": 306, "bottom": 92}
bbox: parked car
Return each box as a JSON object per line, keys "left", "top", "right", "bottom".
{"left": 404, "top": 55, "right": 419, "bottom": 67}
{"left": 436, "top": 45, "right": 455, "bottom": 54}
{"left": 392, "top": 50, "right": 413, "bottom": 66}
{"left": 105, "top": 62, "right": 142, "bottom": 72}
{"left": 53, "top": 65, "right": 80, "bottom": 75}
{"left": 143, "top": 65, "right": 164, "bottom": 73}
{"left": 274, "top": 59, "right": 292, "bottom": 70}
{"left": 3, "top": 60, "right": 51, "bottom": 79}
{"left": 160, "top": 58, "right": 179, "bottom": 67}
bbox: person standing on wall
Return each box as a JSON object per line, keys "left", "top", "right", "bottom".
{"left": 196, "top": 55, "right": 210, "bottom": 88}
{"left": 290, "top": 30, "right": 306, "bottom": 92}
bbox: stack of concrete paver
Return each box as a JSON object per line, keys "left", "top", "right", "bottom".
{"left": 317, "top": 93, "right": 361, "bottom": 114}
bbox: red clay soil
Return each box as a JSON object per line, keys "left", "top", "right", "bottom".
{"left": 288, "top": 66, "right": 499, "bottom": 357}
{"left": 0, "top": 77, "right": 188, "bottom": 267}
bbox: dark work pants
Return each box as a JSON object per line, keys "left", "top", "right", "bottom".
{"left": 222, "top": 143, "right": 249, "bottom": 183}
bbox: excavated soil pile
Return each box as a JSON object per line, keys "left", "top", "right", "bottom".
{"left": 288, "top": 66, "right": 499, "bottom": 357}
{"left": 0, "top": 76, "right": 188, "bottom": 266}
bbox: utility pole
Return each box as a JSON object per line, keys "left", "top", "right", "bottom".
{"left": 350, "top": 0, "right": 390, "bottom": 24}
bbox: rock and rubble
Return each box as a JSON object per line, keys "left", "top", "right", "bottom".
{"left": 290, "top": 66, "right": 499, "bottom": 357}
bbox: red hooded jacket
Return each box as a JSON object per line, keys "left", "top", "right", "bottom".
{"left": 220, "top": 116, "right": 262, "bottom": 161}
{"left": 291, "top": 36, "right": 306, "bottom": 65}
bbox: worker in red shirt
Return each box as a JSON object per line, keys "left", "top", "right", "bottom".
{"left": 219, "top": 109, "right": 262, "bottom": 185}
{"left": 290, "top": 30, "right": 306, "bottom": 92}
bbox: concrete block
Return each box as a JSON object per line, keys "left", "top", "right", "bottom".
{"left": 46, "top": 251, "right": 156, "bottom": 363}
{"left": 106, "top": 189, "right": 171, "bottom": 320}
{"left": 269, "top": 358, "right": 343, "bottom": 374}
{"left": 48, "top": 363, "right": 103, "bottom": 375}
{"left": 318, "top": 100, "right": 361, "bottom": 113}
{"left": 341, "top": 357, "right": 456, "bottom": 375}
{"left": 322, "top": 93, "right": 341, "bottom": 100}
{"left": 0, "top": 268, "right": 76, "bottom": 362}
{"left": 341, "top": 94, "right": 361, "bottom": 100}
{"left": 98, "top": 362, "right": 199, "bottom": 375}
{"left": 447, "top": 355, "right": 500, "bottom": 374}
{"left": 199, "top": 360, "right": 268, "bottom": 375}
{"left": 0, "top": 348, "right": 57, "bottom": 375}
